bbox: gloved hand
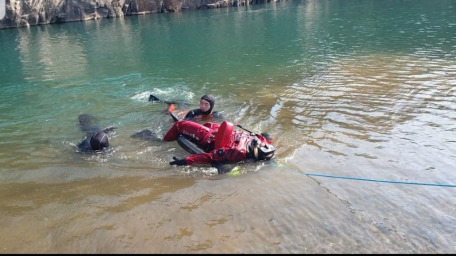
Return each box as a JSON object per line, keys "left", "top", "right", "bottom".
{"left": 169, "top": 156, "right": 187, "bottom": 166}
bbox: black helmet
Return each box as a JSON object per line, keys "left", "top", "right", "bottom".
{"left": 257, "top": 143, "right": 275, "bottom": 160}
{"left": 90, "top": 131, "right": 110, "bottom": 151}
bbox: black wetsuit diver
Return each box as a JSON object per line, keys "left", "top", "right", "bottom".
{"left": 76, "top": 114, "right": 116, "bottom": 153}
{"left": 162, "top": 94, "right": 223, "bottom": 120}
{"left": 183, "top": 94, "right": 223, "bottom": 120}
{"left": 133, "top": 94, "right": 222, "bottom": 141}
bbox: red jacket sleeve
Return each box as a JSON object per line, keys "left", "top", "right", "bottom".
{"left": 184, "top": 146, "right": 233, "bottom": 165}
{"left": 185, "top": 144, "right": 248, "bottom": 165}
{"left": 185, "top": 152, "right": 214, "bottom": 165}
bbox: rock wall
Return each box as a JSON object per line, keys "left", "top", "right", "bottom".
{"left": 1, "top": 0, "right": 288, "bottom": 29}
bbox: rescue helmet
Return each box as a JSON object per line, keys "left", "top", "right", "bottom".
{"left": 257, "top": 143, "right": 275, "bottom": 160}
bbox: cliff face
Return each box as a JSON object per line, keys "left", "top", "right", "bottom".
{"left": 1, "top": 0, "right": 284, "bottom": 29}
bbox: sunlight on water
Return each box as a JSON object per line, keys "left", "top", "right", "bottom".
{"left": 0, "top": 0, "right": 455, "bottom": 253}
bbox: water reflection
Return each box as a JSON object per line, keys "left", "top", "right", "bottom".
{"left": 1, "top": 0, "right": 456, "bottom": 253}
{"left": 16, "top": 25, "right": 88, "bottom": 83}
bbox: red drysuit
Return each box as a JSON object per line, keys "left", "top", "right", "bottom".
{"left": 163, "top": 120, "right": 274, "bottom": 165}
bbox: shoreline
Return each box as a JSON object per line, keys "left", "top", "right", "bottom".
{"left": 1, "top": 0, "right": 292, "bottom": 30}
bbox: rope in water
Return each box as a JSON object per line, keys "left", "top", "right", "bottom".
{"left": 304, "top": 173, "right": 456, "bottom": 187}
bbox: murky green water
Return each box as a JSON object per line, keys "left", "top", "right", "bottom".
{"left": 0, "top": 0, "right": 455, "bottom": 253}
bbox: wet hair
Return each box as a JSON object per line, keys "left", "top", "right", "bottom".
{"left": 200, "top": 94, "right": 215, "bottom": 115}
{"left": 90, "top": 131, "right": 109, "bottom": 151}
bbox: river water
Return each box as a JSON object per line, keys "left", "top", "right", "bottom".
{"left": 0, "top": 0, "right": 455, "bottom": 253}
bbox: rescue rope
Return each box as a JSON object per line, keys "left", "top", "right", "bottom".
{"left": 304, "top": 173, "right": 456, "bottom": 187}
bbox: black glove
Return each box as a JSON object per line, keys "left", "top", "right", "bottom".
{"left": 260, "top": 132, "right": 272, "bottom": 141}
{"left": 170, "top": 156, "right": 187, "bottom": 166}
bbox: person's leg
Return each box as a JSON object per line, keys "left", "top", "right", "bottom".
{"left": 78, "top": 114, "right": 98, "bottom": 133}
{"left": 163, "top": 120, "right": 212, "bottom": 147}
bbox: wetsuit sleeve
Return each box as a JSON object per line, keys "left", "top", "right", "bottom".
{"left": 212, "top": 111, "right": 224, "bottom": 119}
{"left": 184, "top": 109, "right": 202, "bottom": 119}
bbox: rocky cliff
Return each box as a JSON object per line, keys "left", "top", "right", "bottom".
{"left": 1, "top": 0, "right": 288, "bottom": 29}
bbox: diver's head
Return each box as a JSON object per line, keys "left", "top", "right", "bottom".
{"left": 200, "top": 94, "right": 215, "bottom": 115}
{"left": 90, "top": 131, "right": 110, "bottom": 151}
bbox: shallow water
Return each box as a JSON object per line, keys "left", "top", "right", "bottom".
{"left": 0, "top": 0, "right": 455, "bottom": 253}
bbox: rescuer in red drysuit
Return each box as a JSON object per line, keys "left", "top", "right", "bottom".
{"left": 163, "top": 120, "right": 275, "bottom": 166}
